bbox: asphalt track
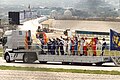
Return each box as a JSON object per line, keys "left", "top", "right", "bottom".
{"left": 0, "top": 70, "right": 120, "bottom": 80}
{"left": 0, "top": 57, "right": 120, "bottom": 71}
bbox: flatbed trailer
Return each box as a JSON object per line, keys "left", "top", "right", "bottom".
{"left": 4, "top": 48, "right": 119, "bottom": 66}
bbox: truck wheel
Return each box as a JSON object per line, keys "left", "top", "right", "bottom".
{"left": 23, "top": 53, "right": 36, "bottom": 63}
{"left": 5, "top": 54, "right": 11, "bottom": 63}
{"left": 23, "top": 54, "right": 29, "bottom": 63}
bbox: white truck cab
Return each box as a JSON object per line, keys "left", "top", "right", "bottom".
{"left": 2, "top": 30, "right": 27, "bottom": 62}
{"left": 3, "top": 30, "right": 26, "bottom": 49}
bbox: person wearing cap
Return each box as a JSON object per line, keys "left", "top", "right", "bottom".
{"left": 100, "top": 38, "right": 106, "bottom": 56}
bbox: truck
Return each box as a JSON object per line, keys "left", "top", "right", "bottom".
{"left": 1, "top": 30, "right": 120, "bottom": 66}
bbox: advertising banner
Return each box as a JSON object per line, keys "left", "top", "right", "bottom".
{"left": 110, "top": 29, "right": 120, "bottom": 51}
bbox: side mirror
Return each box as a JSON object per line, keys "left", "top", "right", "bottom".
{"left": 0, "top": 37, "right": 7, "bottom": 46}
{"left": 0, "top": 37, "right": 3, "bottom": 44}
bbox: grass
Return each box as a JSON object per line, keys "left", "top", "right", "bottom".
{"left": 0, "top": 66, "right": 120, "bottom": 75}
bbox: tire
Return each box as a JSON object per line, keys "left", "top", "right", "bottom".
{"left": 23, "top": 53, "right": 37, "bottom": 63}
{"left": 23, "top": 54, "right": 29, "bottom": 63}
{"left": 5, "top": 54, "right": 11, "bottom": 63}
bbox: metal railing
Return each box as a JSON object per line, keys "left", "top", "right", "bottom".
{"left": 15, "top": 39, "right": 120, "bottom": 56}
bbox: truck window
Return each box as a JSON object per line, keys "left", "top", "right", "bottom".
{"left": 2, "top": 37, "right": 7, "bottom": 46}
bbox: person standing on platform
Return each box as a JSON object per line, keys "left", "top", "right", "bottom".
{"left": 78, "top": 40, "right": 81, "bottom": 56}
{"left": 59, "top": 39, "right": 64, "bottom": 55}
{"left": 83, "top": 37, "right": 88, "bottom": 56}
{"left": 55, "top": 38, "right": 60, "bottom": 55}
{"left": 27, "top": 30, "right": 32, "bottom": 49}
{"left": 74, "top": 37, "right": 78, "bottom": 55}
{"left": 70, "top": 39, "right": 75, "bottom": 55}
{"left": 91, "top": 38, "right": 97, "bottom": 56}
{"left": 67, "top": 38, "right": 71, "bottom": 55}
{"left": 52, "top": 38, "right": 56, "bottom": 55}
{"left": 47, "top": 39, "right": 52, "bottom": 55}
{"left": 63, "top": 39, "right": 67, "bottom": 55}
{"left": 101, "top": 38, "right": 106, "bottom": 56}
{"left": 96, "top": 37, "right": 101, "bottom": 50}
{"left": 80, "top": 37, "right": 85, "bottom": 56}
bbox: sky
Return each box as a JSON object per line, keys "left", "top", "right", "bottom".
{"left": 0, "top": 0, "right": 119, "bottom": 12}
{"left": 0, "top": 0, "right": 79, "bottom": 7}
{"left": 0, "top": 0, "right": 119, "bottom": 8}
